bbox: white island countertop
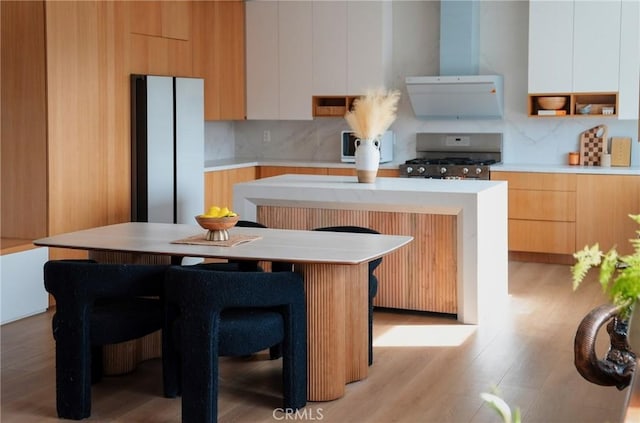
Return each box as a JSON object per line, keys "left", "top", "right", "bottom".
{"left": 234, "top": 174, "right": 508, "bottom": 325}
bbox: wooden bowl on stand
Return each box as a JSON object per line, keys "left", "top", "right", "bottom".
{"left": 195, "top": 215, "right": 240, "bottom": 241}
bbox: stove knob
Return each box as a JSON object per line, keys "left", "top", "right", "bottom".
{"left": 475, "top": 167, "right": 483, "bottom": 175}
{"left": 417, "top": 166, "right": 426, "bottom": 174}
{"left": 406, "top": 166, "right": 413, "bottom": 174}
{"left": 440, "top": 167, "right": 447, "bottom": 174}
{"left": 462, "top": 167, "right": 469, "bottom": 175}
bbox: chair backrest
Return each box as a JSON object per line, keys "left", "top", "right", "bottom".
{"left": 165, "top": 266, "right": 305, "bottom": 312}
{"left": 44, "top": 260, "right": 167, "bottom": 302}
{"left": 313, "top": 226, "right": 383, "bottom": 272}
{"left": 237, "top": 220, "right": 267, "bottom": 229}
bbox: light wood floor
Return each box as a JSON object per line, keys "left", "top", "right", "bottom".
{"left": 1, "top": 262, "right": 629, "bottom": 422}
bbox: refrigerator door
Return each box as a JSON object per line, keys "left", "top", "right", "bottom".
{"left": 145, "top": 76, "right": 175, "bottom": 223}
{"left": 131, "top": 75, "right": 204, "bottom": 225}
{"left": 175, "top": 77, "right": 204, "bottom": 224}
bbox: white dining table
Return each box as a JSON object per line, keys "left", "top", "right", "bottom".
{"left": 35, "top": 222, "right": 412, "bottom": 401}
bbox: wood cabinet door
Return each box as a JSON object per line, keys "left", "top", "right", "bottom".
{"left": 193, "top": 0, "right": 245, "bottom": 120}
{"left": 129, "top": 1, "right": 190, "bottom": 41}
{"left": 205, "top": 167, "right": 257, "bottom": 211}
{"left": 576, "top": 174, "right": 640, "bottom": 255}
{"left": 258, "top": 166, "right": 328, "bottom": 178}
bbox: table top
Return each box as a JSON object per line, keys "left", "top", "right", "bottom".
{"left": 34, "top": 222, "right": 413, "bottom": 265}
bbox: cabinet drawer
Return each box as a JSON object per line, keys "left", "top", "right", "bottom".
{"left": 509, "top": 220, "right": 576, "bottom": 254}
{"left": 509, "top": 190, "right": 576, "bottom": 221}
{"left": 492, "top": 172, "right": 576, "bottom": 191}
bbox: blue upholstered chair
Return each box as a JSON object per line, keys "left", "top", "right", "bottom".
{"left": 43, "top": 260, "right": 168, "bottom": 420}
{"left": 313, "top": 226, "right": 382, "bottom": 366}
{"left": 163, "top": 267, "right": 307, "bottom": 422}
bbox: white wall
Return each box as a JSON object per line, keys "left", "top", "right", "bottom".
{"left": 206, "top": 0, "right": 638, "bottom": 166}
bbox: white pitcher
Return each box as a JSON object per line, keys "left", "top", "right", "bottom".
{"left": 355, "top": 137, "right": 380, "bottom": 183}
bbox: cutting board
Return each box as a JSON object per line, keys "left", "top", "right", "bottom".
{"left": 610, "top": 137, "right": 631, "bottom": 167}
{"left": 579, "top": 124, "right": 608, "bottom": 166}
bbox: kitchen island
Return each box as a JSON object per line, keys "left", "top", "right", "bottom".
{"left": 234, "top": 174, "right": 508, "bottom": 324}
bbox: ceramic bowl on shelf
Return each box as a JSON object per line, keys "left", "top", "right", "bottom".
{"left": 537, "top": 96, "right": 566, "bottom": 110}
{"left": 578, "top": 104, "right": 592, "bottom": 115}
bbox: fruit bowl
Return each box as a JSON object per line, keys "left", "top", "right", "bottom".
{"left": 195, "top": 215, "right": 240, "bottom": 241}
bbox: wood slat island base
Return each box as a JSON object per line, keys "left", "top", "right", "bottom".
{"left": 235, "top": 174, "right": 509, "bottom": 325}
{"left": 258, "top": 207, "right": 458, "bottom": 314}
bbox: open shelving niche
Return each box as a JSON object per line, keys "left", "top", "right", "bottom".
{"left": 528, "top": 92, "right": 617, "bottom": 117}
{"left": 312, "top": 95, "right": 361, "bottom": 117}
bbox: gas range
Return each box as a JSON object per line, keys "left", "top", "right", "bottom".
{"left": 399, "top": 133, "right": 502, "bottom": 180}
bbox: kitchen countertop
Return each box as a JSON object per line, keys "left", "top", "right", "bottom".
{"left": 204, "top": 158, "right": 404, "bottom": 172}
{"left": 491, "top": 163, "right": 639, "bottom": 175}
{"left": 233, "top": 174, "right": 509, "bottom": 325}
{"left": 205, "top": 158, "right": 638, "bottom": 175}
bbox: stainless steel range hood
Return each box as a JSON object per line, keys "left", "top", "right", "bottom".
{"left": 406, "top": 75, "right": 503, "bottom": 119}
{"left": 406, "top": 1, "right": 504, "bottom": 120}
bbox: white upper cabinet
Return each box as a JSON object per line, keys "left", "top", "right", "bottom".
{"left": 572, "top": 1, "right": 621, "bottom": 92}
{"left": 618, "top": 0, "right": 640, "bottom": 120}
{"left": 246, "top": 1, "right": 279, "bottom": 120}
{"left": 346, "top": 1, "right": 392, "bottom": 94}
{"left": 312, "top": 1, "right": 347, "bottom": 95}
{"left": 527, "top": 0, "right": 574, "bottom": 93}
{"left": 246, "top": 0, "right": 392, "bottom": 120}
{"left": 278, "top": 1, "right": 312, "bottom": 119}
{"left": 528, "top": 0, "right": 622, "bottom": 94}
{"left": 246, "top": 1, "right": 312, "bottom": 120}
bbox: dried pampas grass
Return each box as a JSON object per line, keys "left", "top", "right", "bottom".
{"left": 345, "top": 88, "right": 401, "bottom": 140}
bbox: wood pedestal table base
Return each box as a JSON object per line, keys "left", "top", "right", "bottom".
{"left": 296, "top": 262, "right": 369, "bottom": 401}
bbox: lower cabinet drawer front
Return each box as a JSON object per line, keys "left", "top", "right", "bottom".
{"left": 509, "top": 190, "right": 576, "bottom": 221}
{"left": 509, "top": 219, "right": 576, "bottom": 254}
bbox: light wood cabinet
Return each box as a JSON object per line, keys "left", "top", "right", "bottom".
{"left": 192, "top": 0, "right": 245, "bottom": 120}
{"left": 491, "top": 172, "right": 577, "bottom": 256}
{"left": 129, "top": 1, "right": 191, "bottom": 41}
{"left": 204, "top": 167, "right": 257, "bottom": 211}
{"left": 492, "top": 171, "right": 640, "bottom": 261}
{"left": 576, "top": 174, "right": 640, "bottom": 256}
{"left": 1, "top": 0, "right": 48, "bottom": 244}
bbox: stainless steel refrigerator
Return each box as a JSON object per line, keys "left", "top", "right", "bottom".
{"left": 130, "top": 75, "right": 204, "bottom": 225}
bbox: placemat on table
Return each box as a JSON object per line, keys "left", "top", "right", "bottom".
{"left": 171, "top": 233, "right": 261, "bottom": 247}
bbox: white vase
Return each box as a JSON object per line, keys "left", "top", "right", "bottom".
{"left": 355, "top": 137, "right": 380, "bottom": 183}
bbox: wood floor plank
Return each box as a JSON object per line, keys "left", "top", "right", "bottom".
{"left": 0, "top": 262, "right": 628, "bottom": 422}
